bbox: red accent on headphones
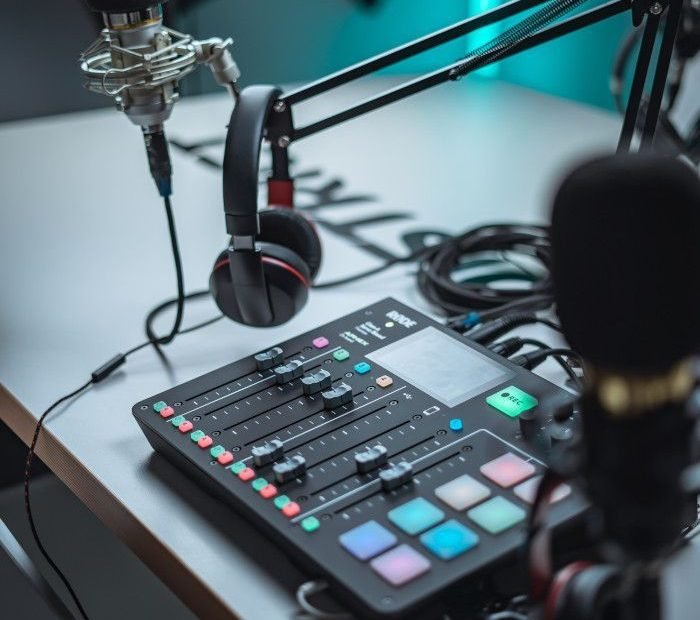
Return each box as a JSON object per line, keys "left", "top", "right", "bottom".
{"left": 213, "top": 256, "right": 310, "bottom": 288}
{"left": 267, "top": 178, "right": 294, "bottom": 208}
{"left": 545, "top": 561, "right": 593, "bottom": 620}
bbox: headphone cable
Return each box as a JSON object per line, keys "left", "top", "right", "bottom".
{"left": 23, "top": 305, "right": 222, "bottom": 620}
{"left": 23, "top": 194, "right": 213, "bottom": 620}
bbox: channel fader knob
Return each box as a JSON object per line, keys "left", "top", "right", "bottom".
{"left": 273, "top": 360, "right": 304, "bottom": 384}
{"left": 322, "top": 383, "right": 353, "bottom": 410}
{"left": 273, "top": 455, "right": 307, "bottom": 484}
{"left": 379, "top": 462, "right": 413, "bottom": 491}
{"left": 355, "top": 445, "right": 388, "bottom": 474}
{"left": 301, "top": 369, "right": 332, "bottom": 395}
{"left": 255, "top": 347, "right": 284, "bottom": 370}
{"left": 251, "top": 439, "right": 285, "bottom": 466}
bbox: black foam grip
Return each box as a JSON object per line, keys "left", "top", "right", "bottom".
{"left": 550, "top": 154, "right": 700, "bottom": 371}
{"left": 85, "top": 0, "right": 164, "bottom": 11}
{"left": 223, "top": 86, "right": 282, "bottom": 232}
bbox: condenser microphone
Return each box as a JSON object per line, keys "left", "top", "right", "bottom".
{"left": 550, "top": 154, "right": 700, "bottom": 564}
{"left": 80, "top": 0, "right": 241, "bottom": 195}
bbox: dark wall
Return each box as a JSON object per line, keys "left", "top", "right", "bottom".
{"left": 0, "top": 0, "right": 110, "bottom": 121}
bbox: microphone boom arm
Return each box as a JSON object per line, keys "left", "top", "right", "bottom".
{"left": 265, "top": 0, "right": 683, "bottom": 183}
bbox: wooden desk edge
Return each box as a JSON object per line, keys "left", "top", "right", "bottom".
{"left": 0, "top": 382, "right": 240, "bottom": 620}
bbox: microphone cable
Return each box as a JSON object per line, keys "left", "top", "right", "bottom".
{"left": 148, "top": 195, "right": 185, "bottom": 347}
{"left": 23, "top": 308, "right": 223, "bottom": 620}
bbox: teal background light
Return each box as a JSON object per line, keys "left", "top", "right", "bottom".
{"left": 185, "top": 0, "right": 631, "bottom": 110}
{"left": 497, "top": 8, "right": 630, "bottom": 109}
{"left": 467, "top": 0, "right": 504, "bottom": 78}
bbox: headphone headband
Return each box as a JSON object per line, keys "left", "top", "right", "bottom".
{"left": 212, "top": 85, "right": 318, "bottom": 327}
{"left": 223, "top": 85, "right": 283, "bottom": 237}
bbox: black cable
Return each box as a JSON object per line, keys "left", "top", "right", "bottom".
{"left": 23, "top": 299, "right": 222, "bottom": 620}
{"left": 178, "top": 313, "right": 224, "bottom": 335}
{"left": 490, "top": 337, "right": 581, "bottom": 387}
{"left": 145, "top": 290, "right": 211, "bottom": 342}
{"left": 24, "top": 380, "right": 94, "bottom": 620}
{"left": 611, "top": 26, "right": 643, "bottom": 113}
{"left": 511, "top": 347, "right": 583, "bottom": 371}
{"left": 417, "top": 224, "right": 552, "bottom": 320}
{"left": 23, "top": 196, "right": 211, "bottom": 618}
{"left": 462, "top": 313, "right": 561, "bottom": 344}
{"left": 473, "top": 293, "right": 554, "bottom": 324}
{"left": 314, "top": 224, "right": 554, "bottom": 325}
{"left": 534, "top": 347, "right": 582, "bottom": 365}
{"left": 518, "top": 338, "right": 581, "bottom": 387}
{"left": 22, "top": 158, "right": 205, "bottom": 617}
{"left": 146, "top": 195, "right": 186, "bottom": 347}
{"left": 518, "top": 337, "right": 553, "bottom": 349}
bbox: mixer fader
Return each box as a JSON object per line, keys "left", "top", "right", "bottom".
{"left": 133, "top": 298, "right": 585, "bottom": 618}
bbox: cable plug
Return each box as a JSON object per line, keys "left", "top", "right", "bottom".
{"left": 91, "top": 354, "right": 126, "bottom": 383}
{"left": 510, "top": 349, "right": 551, "bottom": 370}
{"left": 447, "top": 311, "right": 482, "bottom": 331}
{"left": 464, "top": 313, "right": 536, "bottom": 345}
{"left": 489, "top": 337, "right": 525, "bottom": 357}
{"left": 142, "top": 127, "right": 173, "bottom": 197}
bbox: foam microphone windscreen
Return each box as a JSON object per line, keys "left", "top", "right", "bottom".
{"left": 550, "top": 154, "right": 700, "bottom": 372}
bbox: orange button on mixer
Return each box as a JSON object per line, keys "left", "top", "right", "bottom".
{"left": 376, "top": 375, "right": 393, "bottom": 388}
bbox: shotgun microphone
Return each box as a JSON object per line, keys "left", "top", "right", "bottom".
{"left": 547, "top": 154, "right": 700, "bottom": 619}
{"left": 551, "top": 153, "right": 700, "bottom": 559}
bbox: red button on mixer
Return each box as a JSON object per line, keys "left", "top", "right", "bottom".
{"left": 217, "top": 451, "right": 234, "bottom": 465}
{"left": 282, "top": 502, "right": 300, "bottom": 518}
{"left": 197, "top": 435, "right": 213, "bottom": 449}
{"left": 260, "top": 484, "right": 278, "bottom": 499}
{"left": 238, "top": 467, "right": 255, "bottom": 482}
{"left": 178, "top": 421, "right": 193, "bottom": 433}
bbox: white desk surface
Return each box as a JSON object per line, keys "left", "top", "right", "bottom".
{"left": 3, "top": 76, "right": 696, "bottom": 619}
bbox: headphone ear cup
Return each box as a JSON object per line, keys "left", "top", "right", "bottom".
{"left": 209, "top": 244, "right": 311, "bottom": 327}
{"left": 548, "top": 564, "right": 621, "bottom": 620}
{"left": 258, "top": 208, "right": 322, "bottom": 280}
{"left": 210, "top": 249, "right": 247, "bottom": 325}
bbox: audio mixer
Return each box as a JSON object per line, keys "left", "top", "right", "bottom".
{"left": 132, "top": 298, "right": 586, "bottom": 618}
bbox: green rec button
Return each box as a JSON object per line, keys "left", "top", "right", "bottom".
{"left": 486, "top": 386, "right": 538, "bottom": 418}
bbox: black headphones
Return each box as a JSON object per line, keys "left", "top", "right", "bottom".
{"left": 545, "top": 562, "right": 621, "bottom": 620}
{"left": 210, "top": 85, "right": 322, "bottom": 326}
